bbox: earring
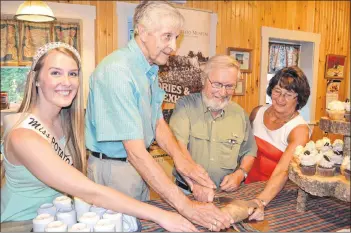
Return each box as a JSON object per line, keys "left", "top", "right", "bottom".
{"left": 35, "top": 82, "right": 39, "bottom": 87}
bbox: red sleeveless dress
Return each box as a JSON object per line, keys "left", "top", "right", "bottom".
{"left": 245, "top": 105, "right": 309, "bottom": 184}
{"left": 245, "top": 137, "right": 283, "bottom": 183}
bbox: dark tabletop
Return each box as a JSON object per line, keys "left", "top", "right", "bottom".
{"left": 141, "top": 181, "right": 351, "bottom": 232}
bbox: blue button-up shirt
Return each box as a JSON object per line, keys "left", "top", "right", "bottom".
{"left": 85, "top": 39, "right": 165, "bottom": 158}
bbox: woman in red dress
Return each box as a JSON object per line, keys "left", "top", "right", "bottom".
{"left": 246, "top": 66, "right": 311, "bottom": 220}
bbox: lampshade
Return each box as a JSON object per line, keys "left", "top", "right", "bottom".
{"left": 14, "top": 1, "right": 56, "bottom": 22}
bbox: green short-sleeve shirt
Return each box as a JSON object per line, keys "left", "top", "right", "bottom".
{"left": 170, "top": 93, "right": 257, "bottom": 187}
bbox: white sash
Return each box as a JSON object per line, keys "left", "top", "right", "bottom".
{"left": 20, "top": 115, "right": 74, "bottom": 166}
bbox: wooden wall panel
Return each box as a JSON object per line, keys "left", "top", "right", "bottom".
{"left": 181, "top": 0, "right": 350, "bottom": 141}
{"left": 58, "top": 0, "right": 350, "bottom": 141}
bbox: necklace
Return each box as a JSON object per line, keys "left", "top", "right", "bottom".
{"left": 284, "top": 111, "right": 297, "bottom": 123}
{"left": 269, "top": 109, "right": 297, "bottom": 124}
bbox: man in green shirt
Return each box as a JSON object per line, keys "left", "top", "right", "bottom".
{"left": 170, "top": 55, "right": 257, "bottom": 202}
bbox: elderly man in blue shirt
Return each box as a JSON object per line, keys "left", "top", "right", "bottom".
{"left": 85, "top": 1, "right": 233, "bottom": 231}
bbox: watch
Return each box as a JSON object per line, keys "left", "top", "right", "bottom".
{"left": 238, "top": 167, "right": 248, "bottom": 180}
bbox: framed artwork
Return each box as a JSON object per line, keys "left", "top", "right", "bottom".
{"left": 227, "top": 47, "right": 252, "bottom": 73}
{"left": 325, "top": 54, "right": 347, "bottom": 79}
{"left": 234, "top": 78, "right": 246, "bottom": 96}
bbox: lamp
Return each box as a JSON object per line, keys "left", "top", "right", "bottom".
{"left": 14, "top": 1, "right": 56, "bottom": 22}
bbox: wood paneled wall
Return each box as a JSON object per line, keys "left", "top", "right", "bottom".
{"left": 54, "top": 0, "right": 350, "bottom": 141}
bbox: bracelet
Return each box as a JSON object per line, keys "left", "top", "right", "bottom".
{"left": 255, "top": 198, "right": 267, "bottom": 207}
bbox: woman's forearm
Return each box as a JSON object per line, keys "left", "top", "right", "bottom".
{"left": 256, "top": 170, "right": 289, "bottom": 204}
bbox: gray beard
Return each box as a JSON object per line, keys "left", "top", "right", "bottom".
{"left": 202, "top": 91, "right": 230, "bottom": 111}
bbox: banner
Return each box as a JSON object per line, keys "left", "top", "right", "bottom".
{"left": 160, "top": 8, "right": 212, "bottom": 124}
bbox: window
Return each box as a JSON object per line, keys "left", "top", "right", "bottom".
{"left": 268, "top": 42, "right": 301, "bottom": 74}
{"left": 1, "top": 66, "right": 30, "bottom": 109}
{"left": 266, "top": 42, "right": 301, "bottom": 104}
{"left": 1, "top": 18, "right": 81, "bottom": 109}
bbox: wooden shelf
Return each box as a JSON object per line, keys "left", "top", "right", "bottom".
{"left": 289, "top": 161, "right": 350, "bottom": 201}
{"left": 289, "top": 160, "right": 350, "bottom": 212}
{"left": 319, "top": 117, "right": 350, "bottom": 136}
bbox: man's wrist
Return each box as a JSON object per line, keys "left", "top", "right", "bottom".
{"left": 175, "top": 195, "right": 193, "bottom": 214}
{"left": 173, "top": 156, "right": 186, "bottom": 173}
{"left": 237, "top": 167, "right": 248, "bottom": 181}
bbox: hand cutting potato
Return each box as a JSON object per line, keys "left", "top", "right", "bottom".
{"left": 220, "top": 200, "right": 259, "bottom": 223}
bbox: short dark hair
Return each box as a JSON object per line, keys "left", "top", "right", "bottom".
{"left": 266, "top": 66, "right": 310, "bottom": 110}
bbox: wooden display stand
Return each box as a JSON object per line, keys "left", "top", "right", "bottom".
{"left": 289, "top": 161, "right": 350, "bottom": 212}
{"left": 288, "top": 116, "right": 350, "bottom": 212}
{"left": 319, "top": 117, "right": 350, "bottom": 157}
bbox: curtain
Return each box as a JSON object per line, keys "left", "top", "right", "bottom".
{"left": 268, "top": 43, "right": 300, "bottom": 73}
{"left": 20, "top": 21, "right": 52, "bottom": 62}
{"left": 0, "top": 20, "right": 19, "bottom": 63}
{"left": 0, "top": 20, "right": 81, "bottom": 65}
{"left": 53, "top": 22, "right": 80, "bottom": 52}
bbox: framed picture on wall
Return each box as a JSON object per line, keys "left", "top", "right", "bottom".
{"left": 227, "top": 47, "right": 252, "bottom": 73}
{"left": 325, "top": 54, "right": 347, "bottom": 79}
{"left": 234, "top": 78, "right": 245, "bottom": 96}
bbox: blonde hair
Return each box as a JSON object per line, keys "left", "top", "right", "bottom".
{"left": 9, "top": 48, "right": 86, "bottom": 174}
{"left": 133, "top": 1, "right": 184, "bottom": 35}
{"left": 201, "top": 55, "right": 242, "bottom": 85}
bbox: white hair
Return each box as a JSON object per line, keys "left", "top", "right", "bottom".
{"left": 201, "top": 55, "right": 242, "bottom": 85}
{"left": 133, "top": 1, "right": 184, "bottom": 35}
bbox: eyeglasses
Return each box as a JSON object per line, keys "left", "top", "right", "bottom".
{"left": 207, "top": 77, "right": 236, "bottom": 91}
{"left": 271, "top": 88, "right": 297, "bottom": 101}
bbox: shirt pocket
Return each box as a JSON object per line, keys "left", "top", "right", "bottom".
{"left": 190, "top": 130, "right": 209, "bottom": 140}
{"left": 190, "top": 122, "right": 209, "bottom": 140}
{"left": 189, "top": 127, "right": 209, "bottom": 163}
{"left": 217, "top": 133, "right": 244, "bottom": 169}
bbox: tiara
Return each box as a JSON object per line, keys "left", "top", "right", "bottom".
{"left": 31, "top": 42, "right": 82, "bottom": 70}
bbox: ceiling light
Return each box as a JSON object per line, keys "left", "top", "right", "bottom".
{"left": 14, "top": 1, "right": 56, "bottom": 22}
